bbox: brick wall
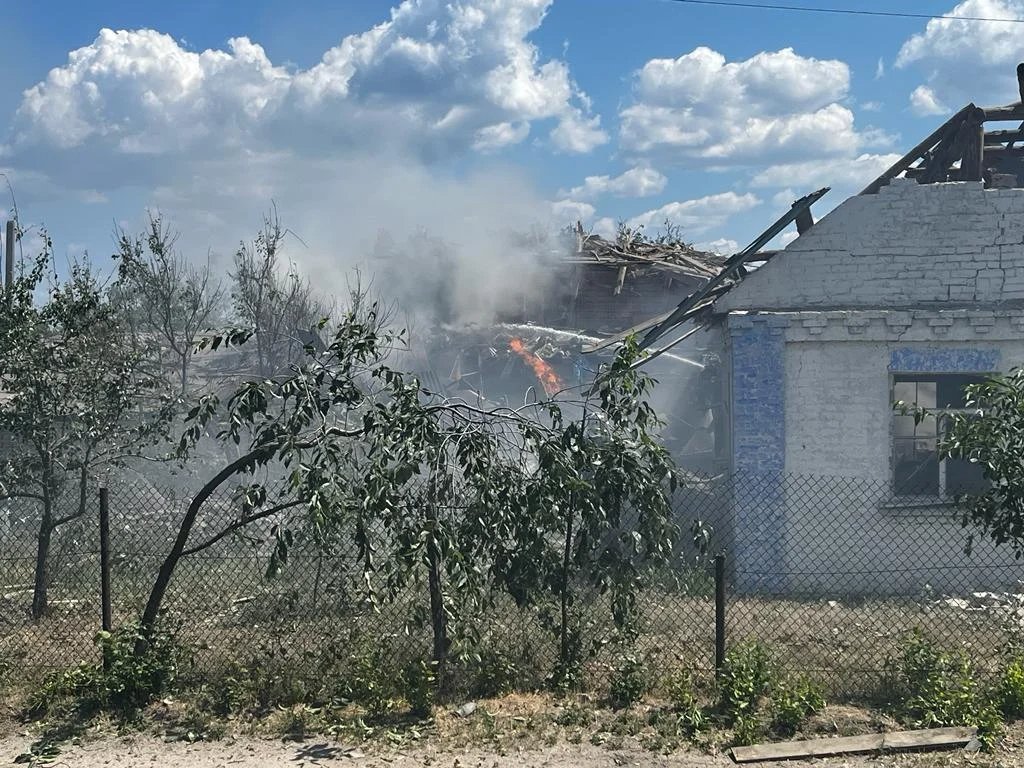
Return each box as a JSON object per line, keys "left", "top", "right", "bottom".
{"left": 718, "top": 179, "right": 1024, "bottom": 312}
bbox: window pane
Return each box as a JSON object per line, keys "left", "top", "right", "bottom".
{"left": 916, "top": 381, "right": 936, "bottom": 409}
{"left": 937, "top": 374, "right": 988, "bottom": 409}
{"left": 947, "top": 457, "right": 988, "bottom": 495}
{"left": 893, "top": 381, "right": 917, "bottom": 404}
{"left": 894, "top": 437, "right": 939, "bottom": 495}
{"left": 894, "top": 414, "right": 917, "bottom": 438}
{"left": 915, "top": 414, "right": 937, "bottom": 438}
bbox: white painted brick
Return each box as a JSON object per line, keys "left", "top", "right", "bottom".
{"left": 719, "top": 182, "right": 1024, "bottom": 312}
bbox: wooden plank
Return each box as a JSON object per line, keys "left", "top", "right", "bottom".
{"left": 731, "top": 726, "right": 977, "bottom": 763}
{"left": 639, "top": 187, "right": 829, "bottom": 350}
{"left": 860, "top": 105, "right": 973, "bottom": 195}
{"left": 984, "top": 129, "right": 1024, "bottom": 143}
{"left": 982, "top": 103, "right": 1024, "bottom": 121}
{"left": 960, "top": 111, "right": 985, "bottom": 181}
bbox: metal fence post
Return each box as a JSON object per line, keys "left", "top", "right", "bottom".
{"left": 714, "top": 552, "right": 726, "bottom": 674}
{"left": 99, "top": 487, "right": 112, "bottom": 633}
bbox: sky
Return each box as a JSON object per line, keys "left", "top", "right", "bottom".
{"left": 2, "top": 0, "right": 1024, "bottom": 286}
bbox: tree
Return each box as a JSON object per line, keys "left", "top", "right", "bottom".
{"left": 932, "top": 369, "right": 1024, "bottom": 557}
{"left": 133, "top": 287, "right": 686, "bottom": 688}
{"left": 0, "top": 235, "right": 177, "bottom": 618}
{"left": 230, "top": 214, "right": 329, "bottom": 378}
{"left": 113, "top": 215, "right": 224, "bottom": 396}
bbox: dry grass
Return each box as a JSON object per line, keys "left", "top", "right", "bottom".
{"left": 2, "top": 579, "right": 1017, "bottom": 704}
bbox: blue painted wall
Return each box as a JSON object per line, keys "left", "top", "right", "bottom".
{"left": 889, "top": 347, "right": 1000, "bottom": 373}
{"left": 729, "top": 316, "right": 788, "bottom": 592}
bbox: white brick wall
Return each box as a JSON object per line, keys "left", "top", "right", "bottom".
{"left": 718, "top": 180, "right": 1024, "bottom": 312}
{"left": 777, "top": 317, "right": 1024, "bottom": 593}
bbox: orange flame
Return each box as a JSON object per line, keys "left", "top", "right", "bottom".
{"left": 509, "top": 337, "right": 564, "bottom": 397}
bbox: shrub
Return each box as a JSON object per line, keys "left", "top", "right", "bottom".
{"left": 887, "top": 631, "right": 1002, "bottom": 750}
{"left": 999, "top": 656, "right": 1024, "bottom": 719}
{"left": 402, "top": 658, "right": 436, "bottom": 718}
{"left": 343, "top": 645, "right": 399, "bottom": 717}
{"left": 665, "top": 671, "right": 706, "bottom": 734}
{"left": 770, "top": 674, "right": 825, "bottom": 734}
{"left": 717, "top": 642, "right": 774, "bottom": 723}
{"left": 608, "top": 651, "right": 650, "bottom": 709}
{"left": 27, "top": 624, "right": 186, "bottom": 719}
{"left": 471, "top": 648, "right": 519, "bottom": 698}
{"left": 205, "top": 642, "right": 322, "bottom": 714}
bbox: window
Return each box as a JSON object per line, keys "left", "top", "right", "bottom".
{"left": 892, "top": 373, "right": 988, "bottom": 498}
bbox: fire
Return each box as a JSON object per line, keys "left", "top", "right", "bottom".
{"left": 509, "top": 338, "right": 564, "bottom": 397}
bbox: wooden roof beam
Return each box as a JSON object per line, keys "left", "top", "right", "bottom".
{"left": 860, "top": 104, "right": 974, "bottom": 194}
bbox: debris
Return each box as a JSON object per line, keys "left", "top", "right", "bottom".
{"left": 730, "top": 726, "right": 977, "bottom": 763}
{"left": 454, "top": 702, "right": 477, "bottom": 718}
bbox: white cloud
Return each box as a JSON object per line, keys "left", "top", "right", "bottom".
{"left": 549, "top": 108, "right": 608, "bottom": 153}
{"left": 474, "top": 121, "right": 531, "bottom": 152}
{"left": 618, "top": 46, "right": 872, "bottom": 167}
{"left": 695, "top": 237, "right": 739, "bottom": 255}
{"left": 875, "top": 57, "right": 885, "bottom": 80}
{"left": 896, "top": 0, "right": 1024, "bottom": 109}
{"left": 909, "top": 85, "right": 949, "bottom": 116}
{"left": 550, "top": 198, "right": 595, "bottom": 223}
{"left": 17, "top": 31, "right": 290, "bottom": 153}
{"left": 12, "top": 0, "right": 605, "bottom": 171}
{"left": 750, "top": 153, "right": 903, "bottom": 191}
{"left": 591, "top": 217, "right": 616, "bottom": 239}
{"left": 626, "top": 191, "right": 760, "bottom": 236}
{"left": 561, "top": 166, "right": 667, "bottom": 200}
{"left": 771, "top": 188, "right": 798, "bottom": 208}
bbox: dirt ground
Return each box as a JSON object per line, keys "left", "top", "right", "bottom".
{"left": 1, "top": 729, "right": 1022, "bottom": 768}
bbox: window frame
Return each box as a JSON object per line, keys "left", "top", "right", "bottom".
{"left": 889, "top": 371, "right": 992, "bottom": 501}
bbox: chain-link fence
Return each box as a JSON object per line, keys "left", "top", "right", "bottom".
{"left": 2, "top": 471, "right": 1022, "bottom": 698}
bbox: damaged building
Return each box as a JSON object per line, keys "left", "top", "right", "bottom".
{"left": 403, "top": 226, "right": 730, "bottom": 471}
{"left": 626, "top": 79, "right": 1024, "bottom": 595}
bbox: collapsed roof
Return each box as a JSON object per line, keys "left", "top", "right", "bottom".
{"left": 861, "top": 66, "right": 1024, "bottom": 194}
{"left": 568, "top": 224, "right": 727, "bottom": 283}
{"left": 608, "top": 63, "right": 1024, "bottom": 362}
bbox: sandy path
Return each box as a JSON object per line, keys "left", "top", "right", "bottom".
{"left": 0, "top": 733, "right": 731, "bottom": 767}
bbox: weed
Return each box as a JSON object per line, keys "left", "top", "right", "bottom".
{"left": 717, "top": 642, "right": 774, "bottom": 724}
{"left": 665, "top": 671, "right": 706, "bottom": 730}
{"left": 999, "top": 656, "right": 1024, "bottom": 719}
{"left": 554, "top": 701, "right": 594, "bottom": 727}
{"left": 770, "top": 674, "right": 825, "bottom": 735}
{"left": 470, "top": 648, "right": 519, "bottom": 698}
{"left": 274, "top": 703, "right": 320, "bottom": 739}
{"left": 402, "top": 658, "right": 436, "bottom": 718}
{"left": 608, "top": 651, "right": 649, "bottom": 709}
{"left": 886, "top": 630, "right": 1003, "bottom": 750}
{"left": 732, "top": 712, "right": 766, "bottom": 746}
{"left": 344, "top": 644, "right": 399, "bottom": 717}
{"left": 26, "top": 623, "right": 185, "bottom": 719}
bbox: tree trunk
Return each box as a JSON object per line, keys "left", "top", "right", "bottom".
{"left": 136, "top": 446, "right": 273, "bottom": 654}
{"left": 426, "top": 504, "right": 449, "bottom": 672}
{"left": 31, "top": 497, "right": 54, "bottom": 620}
{"left": 180, "top": 354, "right": 189, "bottom": 396}
{"left": 558, "top": 504, "right": 575, "bottom": 677}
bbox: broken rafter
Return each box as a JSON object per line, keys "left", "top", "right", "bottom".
{"left": 860, "top": 104, "right": 975, "bottom": 195}
{"left": 638, "top": 187, "right": 830, "bottom": 350}
{"left": 582, "top": 288, "right": 728, "bottom": 354}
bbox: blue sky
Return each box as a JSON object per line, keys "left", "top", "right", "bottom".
{"left": 2, "top": 0, "right": 1023, "bottom": 284}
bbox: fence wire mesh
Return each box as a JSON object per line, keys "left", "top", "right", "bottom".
{"left": 2, "top": 471, "right": 1022, "bottom": 698}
